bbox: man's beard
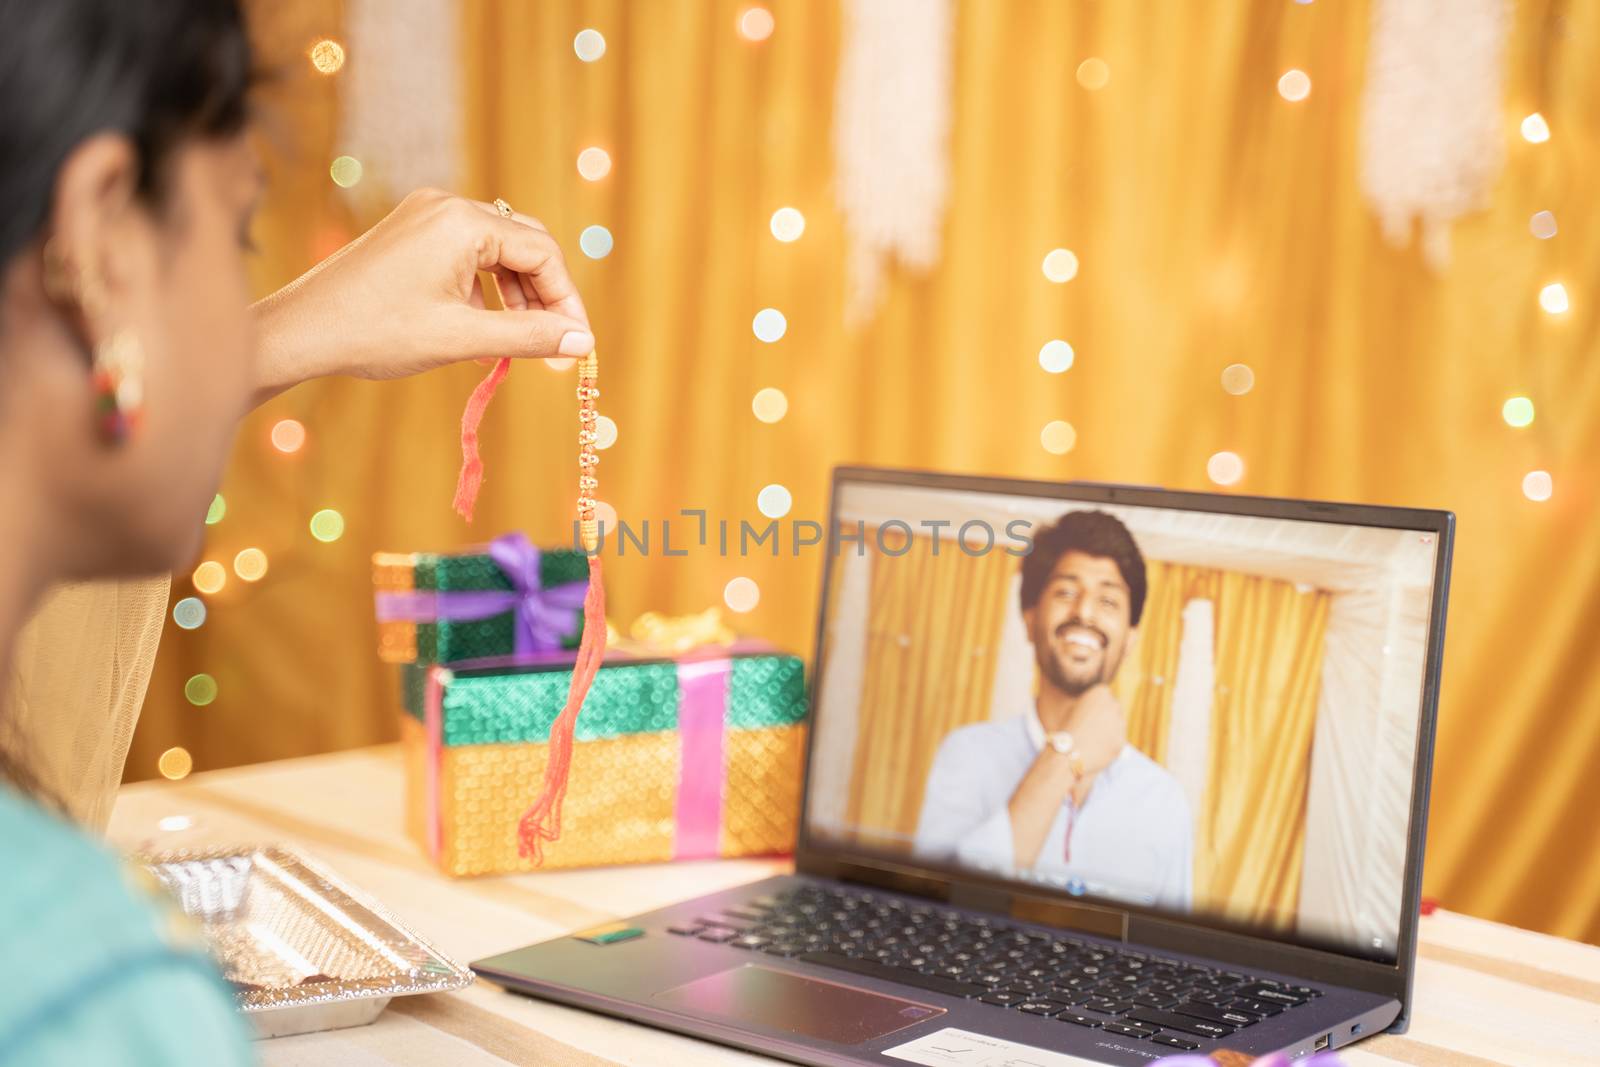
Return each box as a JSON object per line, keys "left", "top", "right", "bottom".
{"left": 1036, "top": 623, "right": 1116, "bottom": 696}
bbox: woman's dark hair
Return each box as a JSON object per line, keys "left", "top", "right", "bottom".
{"left": 0, "top": 0, "right": 252, "bottom": 801}
{"left": 0, "top": 0, "right": 254, "bottom": 266}
{"left": 1019, "top": 510, "right": 1149, "bottom": 627}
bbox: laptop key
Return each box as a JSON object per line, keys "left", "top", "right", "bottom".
{"left": 666, "top": 925, "right": 703, "bottom": 936}
{"left": 1101, "top": 1022, "right": 1157, "bottom": 1039}
{"left": 979, "top": 990, "right": 1030, "bottom": 1008}
{"left": 1230, "top": 998, "right": 1284, "bottom": 1018}
{"left": 1124, "top": 1008, "right": 1236, "bottom": 1040}
{"left": 697, "top": 929, "right": 738, "bottom": 943}
{"left": 1174, "top": 1001, "right": 1258, "bottom": 1028}
{"left": 1054, "top": 1010, "right": 1102, "bottom": 1028}
{"left": 796, "top": 951, "right": 983, "bottom": 1000}
{"left": 1235, "top": 985, "right": 1304, "bottom": 1006}
{"left": 1017, "top": 1000, "right": 1067, "bottom": 1015}
{"left": 1151, "top": 1034, "right": 1201, "bottom": 1051}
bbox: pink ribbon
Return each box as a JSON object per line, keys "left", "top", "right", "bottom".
{"left": 673, "top": 658, "right": 730, "bottom": 860}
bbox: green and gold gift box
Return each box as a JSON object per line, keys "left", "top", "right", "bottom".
{"left": 373, "top": 532, "right": 589, "bottom": 665}
{"left": 398, "top": 645, "right": 808, "bottom": 876}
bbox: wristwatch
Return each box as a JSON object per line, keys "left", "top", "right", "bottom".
{"left": 1045, "top": 731, "right": 1088, "bottom": 778}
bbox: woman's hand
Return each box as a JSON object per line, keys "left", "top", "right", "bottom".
{"left": 249, "top": 188, "right": 593, "bottom": 404}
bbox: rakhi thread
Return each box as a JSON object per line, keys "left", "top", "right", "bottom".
{"left": 452, "top": 347, "right": 606, "bottom": 865}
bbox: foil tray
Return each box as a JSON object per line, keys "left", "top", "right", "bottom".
{"left": 142, "top": 845, "right": 473, "bottom": 1038}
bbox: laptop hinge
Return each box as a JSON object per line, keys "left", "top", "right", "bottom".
{"left": 1009, "top": 895, "right": 1128, "bottom": 941}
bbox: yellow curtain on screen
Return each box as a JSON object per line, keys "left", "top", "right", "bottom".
{"left": 843, "top": 530, "right": 1015, "bottom": 843}
{"left": 1114, "top": 561, "right": 1217, "bottom": 765}
{"left": 138, "top": 1, "right": 1600, "bottom": 945}
{"left": 1204, "top": 576, "right": 1331, "bottom": 930}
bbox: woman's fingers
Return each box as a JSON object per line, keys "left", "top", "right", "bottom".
{"left": 462, "top": 205, "right": 590, "bottom": 327}
{"left": 446, "top": 305, "right": 595, "bottom": 362}
{"left": 489, "top": 267, "right": 530, "bottom": 310}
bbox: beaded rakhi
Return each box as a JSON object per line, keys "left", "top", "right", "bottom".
{"left": 452, "top": 349, "right": 607, "bottom": 865}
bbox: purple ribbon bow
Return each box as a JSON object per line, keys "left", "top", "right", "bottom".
{"left": 375, "top": 532, "right": 587, "bottom": 655}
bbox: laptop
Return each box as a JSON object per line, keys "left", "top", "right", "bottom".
{"left": 476, "top": 466, "right": 1453, "bottom": 1065}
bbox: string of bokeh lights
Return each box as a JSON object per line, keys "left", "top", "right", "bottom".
{"left": 157, "top": 6, "right": 1562, "bottom": 790}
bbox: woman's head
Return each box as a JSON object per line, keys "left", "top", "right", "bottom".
{"left": 0, "top": 0, "right": 258, "bottom": 577}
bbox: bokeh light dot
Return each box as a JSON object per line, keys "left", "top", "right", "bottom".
{"left": 738, "top": 7, "right": 775, "bottom": 41}
{"left": 1208, "top": 451, "right": 1246, "bottom": 486}
{"left": 1221, "top": 363, "right": 1256, "bottom": 395}
{"left": 724, "top": 576, "right": 761, "bottom": 613}
{"left": 1522, "top": 470, "right": 1553, "bottom": 502}
{"left": 757, "top": 484, "right": 793, "bottom": 519}
{"left": 1529, "top": 210, "right": 1558, "bottom": 239}
{"left": 309, "top": 39, "right": 345, "bottom": 74}
{"left": 1076, "top": 58, "right": 1110, "bottom": 91}
{"left": 594, "top": 414, "right": 618, "bottom": 449}
{"left": 192, "top": 561, "right": 226, "bottom": 595}
{"left": 594, "top": 500, "right": 619, "bottom": 533}
{"left": 173, "top": 597, "right": 207, "bottom": 631}
{"left": 233, "top": 547, "right": 268, "bottom": 582}
{"left": 752, "top": 387, "right": 788, "bottom": 423}
{"left": 1502, "top": 396, "right": 1535, "bottom": 428}
{"left": 545, "top": 357, "right": 576, "bottom": 371}
{"left": 205, "top": 494, "right": 226, "bottom": 526}
{"left": 1040, "top": 420, "right": 1077, "bottom": 455}
{"left": 1539, "top": 283, "right": 1568, "bottom": 314}
{"left": 577, "top": 146, "right": 612, "bottom": 181}
{"left": 1042, "top": 248, "right": 1079, "bottom": 283}
{"left": 574, "top": 28, "right": 606, "bottom": 62}
{"left": 770, "top": 207, "right": 806, "bottom": 242}
{"left": 310, "top": 508, "right": 346, "bottom": 543}
{"left": 270, "top": 418, "right": 306, "bottom": 453}
{"left": 1278, "top": 69, "right": 1312, "bottom": 102}
{"left": 752, "top": 307, "right": 788, "bottom": 343}
{"left": 185, "top": 673, "right": 218, "bottom": 707}
{"left": 1039, "top": 340, "right": 1075, "bottom": 374}
{"left": 329, "top": 155, "right": 363, "bottom": 188}
{"left": 159, "top": 815, "right": 193, "bottom": 832}
{"left": 158, "top": 747, "right": 193, "bottom": 781}
{"left": 579, "top": 224, "right": 613, "bottom": 259}
{"left": 1521, "top": 112, "right": 1550, "bottom": 144}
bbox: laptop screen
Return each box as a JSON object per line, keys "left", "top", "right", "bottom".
{"left": 803, "top": 476, "right": 1443, "bottom": 964}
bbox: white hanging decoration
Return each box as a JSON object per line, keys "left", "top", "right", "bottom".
{"left": 338, "top": 0, "right": 462, "bottom": 199}
{"left": 1359, "top": 0, "right": 1511, "bottom": 270}
{"left": 833, "top": 0, "right": 954, "bottom": 324}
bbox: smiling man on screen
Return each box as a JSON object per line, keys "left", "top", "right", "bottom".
{"left": 913, "top": 510, "right": 1193, "bottom": 910}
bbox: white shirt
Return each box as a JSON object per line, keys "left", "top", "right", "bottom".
{"left": 913, "top": 711, "right": 1194, "bottom": 911}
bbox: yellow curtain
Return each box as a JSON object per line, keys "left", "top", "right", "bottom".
{"left": 1204, "top": 575, "right": 1331, "bottom": 930}
{"left": 1113, "top": 561, "right": 1215, "bottom": 765}
{"left": 843, "top": 529, "right": 1015, "bottom": 844}
{"left": 136, "top": 0, "right": 1600, "bottom": 945}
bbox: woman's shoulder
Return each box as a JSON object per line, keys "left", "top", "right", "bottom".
{"left": 0, "top": 788, "right": 254, "bottom": 1065}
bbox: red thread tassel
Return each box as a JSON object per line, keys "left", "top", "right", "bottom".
{"left": 518, "top": 553, "right": 607, "bottom": 863}
{"left": 452, "top": 357, "right": 512, "bottom": 522}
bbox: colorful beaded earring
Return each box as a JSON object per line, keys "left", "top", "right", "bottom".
{"left": 43, "top": 239, "right": 144, "bottom": 443}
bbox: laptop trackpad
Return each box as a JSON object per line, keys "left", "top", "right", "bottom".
{"left": 654, "top": 964, "right": 946, "bottom": 1045}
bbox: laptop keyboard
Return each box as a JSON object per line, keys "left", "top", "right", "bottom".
{"left": 666, "top": 883, "right": 1322, "bottom": 1051}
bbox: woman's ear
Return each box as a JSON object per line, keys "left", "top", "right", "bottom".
{"left": 45, "top": 133, "right": 144, "bottom": 331}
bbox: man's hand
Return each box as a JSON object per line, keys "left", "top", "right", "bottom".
{"left": 249, "top": 188, "right": 594, "bottom": 405}
{"left": 1064, "top": 683, "right": 1127, "bottom": 778}
{"left": 1007, "top": 685, "right": 1127, "bottom": 868}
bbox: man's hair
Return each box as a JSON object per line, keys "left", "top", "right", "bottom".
{"left": 1019, "top": 510, "right": 1147, "bottom": 627}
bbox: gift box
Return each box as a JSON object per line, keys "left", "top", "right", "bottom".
{"left": 372, "top": 532, "right": 589, "bottom": 665}
{"left": 398, "top": 644, "right": 808, "bottom": 876}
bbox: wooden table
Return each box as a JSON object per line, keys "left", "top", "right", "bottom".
{"left": 109, "top": 746, "right": 1600, "bottom": 1067}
